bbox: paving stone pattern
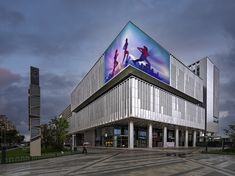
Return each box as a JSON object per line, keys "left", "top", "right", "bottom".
{"left": 0, "top": 148, "right": 235, "bottom": 176}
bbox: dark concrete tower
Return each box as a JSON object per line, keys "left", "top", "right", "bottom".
{"left": 28, "top": 66, "right": 41, "bottom": 156}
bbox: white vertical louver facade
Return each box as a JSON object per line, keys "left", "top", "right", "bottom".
{"left": 131, "top": 77, "right": 204, "bottom": 130}
{"left": 71, "top": 55, "right": 105, "bottom": 112}
{"left": 69, "top": 76, "right": 205, "bottom": 134}
{"left": 70, "top": 55, "right": 204, "bottom": 113}
{"left": 170, "top": 55, "right": 203, "bottom": 102}
{"left": 69, "top": 78, "right": 132, "bottom": 133}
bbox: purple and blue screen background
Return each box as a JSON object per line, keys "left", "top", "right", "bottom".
{"left": 104, "top": 22, "right": 170, "bottom": 85}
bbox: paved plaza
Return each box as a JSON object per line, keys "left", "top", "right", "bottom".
{"left": 0, "top": 148, "right": 235, "bottom": 176}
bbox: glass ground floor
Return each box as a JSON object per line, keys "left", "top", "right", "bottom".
{"left": 72, "top": 120, "right": 202, "bottom": 148}
{"left": 95, "top": 126, "right": 147, "bottom": 148}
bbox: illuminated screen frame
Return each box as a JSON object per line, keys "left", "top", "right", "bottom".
{"left": 104, "top": 22, "right": 170, "bottom": 85}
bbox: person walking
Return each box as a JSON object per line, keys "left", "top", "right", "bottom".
{"left": 82, "top": 142, "right": 88, "bottom": 154}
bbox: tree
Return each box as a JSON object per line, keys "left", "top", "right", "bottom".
{"left": 17, "top": 134, "right": 25, "bottom": 144}
{"left": 43, "top": 117, "right": 69, "bottom": 150}
{"left": 5, "top": 130, "right": 18, "bottom": 144}
{"left": 41, "top": 124, "right": 51, "bottom": 149}
{"left": 0, "top": 128, "right": 25, "bottom": 147}
{"left": 224, "top": 125, "right": 235, "bottom": 148}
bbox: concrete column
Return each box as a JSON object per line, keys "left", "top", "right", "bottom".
{"left": 185, "top": 129, "right": 188, "bottom": 148}
{"left": 72, "top": 134, "right": 75, "bottom": 151}
{"left": 193, "top": 130, "right": 197, "bottom": 147}
{"left": 175, "top": 127, "right": 179, "bottom": 148}
{"left": 148, "top": 123, "right": 152, "bottom": 148}
{"left": 163, "top": 126, "right": 167, "bottom": 148}
{"left": 199, "top": 131, "right": 203, "bottom": 142}
{"left": 128, "top": 120, "right": 134, "bottom": 149}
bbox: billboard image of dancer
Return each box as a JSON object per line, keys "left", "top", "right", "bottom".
{"left": 112, "top": 49, "right": 119, "bottom": 76}
{"left": 104, "top": 22, "right": 170, "bottom": 85}
{"left": 133, "top": 46, "right": 151, "bottom": 68}
{"left": 122, "top": 38, "right": 129, "bottom": 64}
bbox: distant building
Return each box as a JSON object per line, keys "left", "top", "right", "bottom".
{"left": 188, "top": 58, "right": 220, "bottom": 136}
{"left": 0, "top": 115, "right": 16, "bottom": 131}
{"left": 59, "top": 105, "right": 72, "bottom": 119}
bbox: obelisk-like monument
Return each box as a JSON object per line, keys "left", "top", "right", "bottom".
{"left": 28, "top": 66, "right": 41, "bottom": 156}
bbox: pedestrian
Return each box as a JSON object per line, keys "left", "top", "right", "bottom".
{"left": 82, "top": 142, "right": 88, "bottom": 154}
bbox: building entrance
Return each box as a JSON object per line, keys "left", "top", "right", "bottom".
{"left": 135, "top": 128, "right": 147, "bottom": 148}
{"left": 115, "top": 135, "right": 128, "bottom": 147}
{"left": 153, "top": 128, "right": 163, "bottom": 147}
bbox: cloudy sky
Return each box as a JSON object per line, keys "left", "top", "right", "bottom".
{"left": 0, "top": 0, "right": 234, "bottom": 138}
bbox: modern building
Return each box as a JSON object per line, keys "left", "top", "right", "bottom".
{"left": 188, "top": 58, "right": 219, "bottom": 136}
{"left": 59, "top": 105, "right": 72, "bottom": 119}
{"left": 68, "top": 22, "right": 219, "bottom": 148}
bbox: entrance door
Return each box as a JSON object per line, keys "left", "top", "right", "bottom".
{"left": 117, "top": 135, "right": 128, "bottom": 148}
{"left": 152, "top": 128, "right": 162, "bottom": 147}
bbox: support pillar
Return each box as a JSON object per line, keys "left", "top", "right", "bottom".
{"left": 74, "top": 134, "right": 77, "bottom": 148}
{"left": 72, "top": 134, "right": 75, "bottom": 151}
{"left": 128, "top": 120, "right": 134, "bottom": 149}
{"left": 193, "top": 130, "right": 197, "bottom": 147}
{"left": 148, "top": 123, "right": 152, "bottom": 148}
{"left": 175, "top": 127, "right": 179, "bottom": 148}
{"left": 185, "top": 129, "right": 188, "bottom": 148}
{"left": 199, "top": 131, "right": 203, "bottom": 142}
{"left": 163, "top": 126, "right": 167, "bottom": 148}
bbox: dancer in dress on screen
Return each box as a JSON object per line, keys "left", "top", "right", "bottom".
{"left": 133, "top": 46, "right": 151, "bottom": 67}
{"left": 112, "top": 49, "right": 119, "bottom": 76}
{"left": 122, "top": 38, "right": 129, "bottom": 64}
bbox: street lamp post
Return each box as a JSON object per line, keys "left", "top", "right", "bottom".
{"left": 0, "top": 126, "right": 2, "bottom": 147}
{"left": 204, "top": 96, "right": 208, "bottom": 153}
{"left": 0, "top": 124, "right": 7, "bottom": 164}
{"left": 0, "top": 124, "right": 4, "bottom": 147}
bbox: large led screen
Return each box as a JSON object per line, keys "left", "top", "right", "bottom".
{"left": 104, "top": 22, "right": 170, "bottom": 84}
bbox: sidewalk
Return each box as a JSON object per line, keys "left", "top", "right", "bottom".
{"left": 77, "top": 146, "right": 205, "bottom": 154}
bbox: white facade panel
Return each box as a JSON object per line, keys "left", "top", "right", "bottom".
{"left": 171, "top": 55, "right": 203, "bottom": 102}
{"left": 69, "top": 78, "right": 132, "bottom": 133}
{"left": 69, "top": 77, "right": 205, "bottom": 134}
{"left": 213, "top": 66, "right": 220, "bottom": 118}
{"left": 71, "top": 54, "right": 204, "bottom": 114}
{"left": 71, "top": 55, "right": 104, "bottom": 111}
{"left": 188, "top": 57, "right": 220, "bottom": 134}
{"left": 206, "top": 59, "right": 218, "bottom": 133}
{"left": 131, "top": 77, "right": 205, "bottom": 130}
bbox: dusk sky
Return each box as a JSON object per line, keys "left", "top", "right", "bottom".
{"left": 0, "top": 0, "right": 235, "bottom": 138}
